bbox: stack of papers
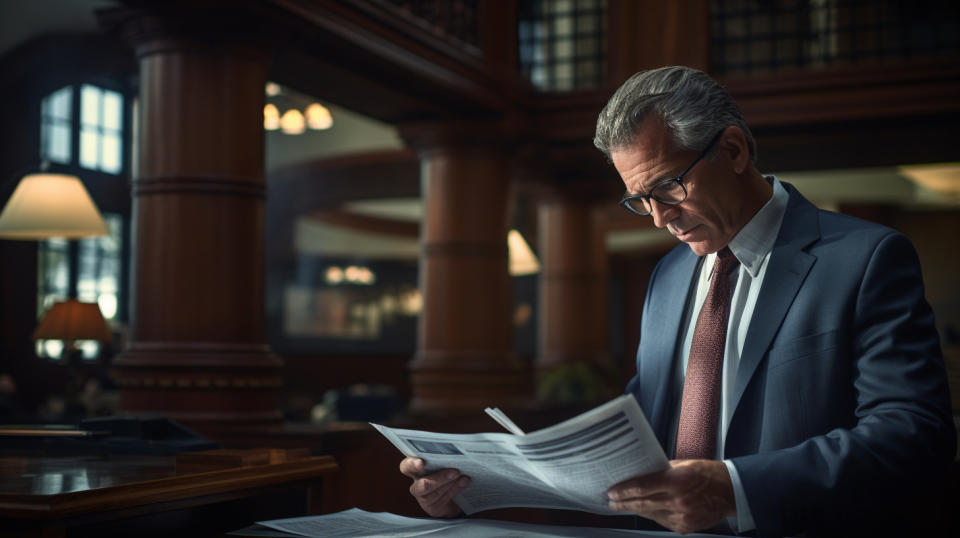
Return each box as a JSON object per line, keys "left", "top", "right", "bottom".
{"left": 230, "top": 508, "right": 733, "bottom": 537}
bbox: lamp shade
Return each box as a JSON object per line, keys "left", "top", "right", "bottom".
{"left": 0, "top": 173, "right": 108, "bottom": 240}
{"left": 33, "top": 299, "right": 112, "bottom": 344}
{"left": 508, "top": 229, "right": 541, "bottom": 276}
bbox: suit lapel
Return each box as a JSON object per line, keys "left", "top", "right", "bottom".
{"left": 642, "top": 246, "right": 699, "bottom": 443}
{"left": 729, "top": 184, "right": 820, "bottom": 420}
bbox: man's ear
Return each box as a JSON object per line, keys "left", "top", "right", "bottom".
{"left": 721, "top": 126, "right": 750, "bottom": 175}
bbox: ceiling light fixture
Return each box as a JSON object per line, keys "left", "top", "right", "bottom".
{"left": 263, "top": 103, "right": 280, "bottom": 130}
{"left": 305, "top": 103, "right": 333, "bottom": 130}
{"left": 280, "top": 108, "right": 305, "bottom": 135}
{"left": 265, "top": 82, "right": 334, "bottom": 135}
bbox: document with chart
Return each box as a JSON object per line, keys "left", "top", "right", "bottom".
{"left": 371, "top": 394, "right": 669, "bottom": 515}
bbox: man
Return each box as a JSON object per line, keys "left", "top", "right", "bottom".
{"left": 400, "top": 66, "right": 956, "bottom": 536}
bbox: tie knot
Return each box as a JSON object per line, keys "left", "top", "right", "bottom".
{"left": 714, "top": 247, "right": 739, "bottom": 276}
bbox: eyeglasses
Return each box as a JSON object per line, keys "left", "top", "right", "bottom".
{"left": 618, "top": 130, "right": 724, "bottom": 217}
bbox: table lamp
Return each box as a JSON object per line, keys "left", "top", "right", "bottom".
{"left": 33, "top": 299, "right": 114, "bottom": 359}
{"left": 0, "top": 172, "right": 108, "bottom": 239}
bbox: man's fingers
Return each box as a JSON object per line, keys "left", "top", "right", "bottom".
{"left": 399, "top": 457, "right": 425, "bottom": 478}
{"left": 608, "top": 460, "right": 699, "bottom": 501}
{"left": 419, "top": 475, "right": 471, "bottom": 513}
{"left": 608, "top": 470, "right": 673, "bottom": 500}
{"left": 607, "top": 460, "right": 735, "bottom": 534}
{"left": 410, "top": 468, "right": 462, "bottom": 496}
{"left": 609, "top": 492, "right": 679, "bottom": 514}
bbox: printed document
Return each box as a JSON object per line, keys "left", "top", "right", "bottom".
{"left": 246, "top": 508, "right": 732, "bottom": 538}
{"left": 371, "top": 394, "right": 669, "bottom": 515}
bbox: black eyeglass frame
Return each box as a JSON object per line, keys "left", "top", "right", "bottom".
{"left": 618, "top": 130, "right": 725, "bottom": 217}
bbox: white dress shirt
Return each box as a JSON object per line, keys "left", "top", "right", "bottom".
{"left": 666, "top": 176, "right": 788, "bottom": 533}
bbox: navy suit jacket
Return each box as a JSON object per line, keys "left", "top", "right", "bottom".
{"left": 625, "top": 183, "right": 955, "bottom": 536}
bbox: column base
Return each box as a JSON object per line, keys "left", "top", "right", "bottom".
{"left": 113, "top": 342, "right": 284, "bottom": 432}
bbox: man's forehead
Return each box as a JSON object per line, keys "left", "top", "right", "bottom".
{"left": 613, "top": 127, "right": 685, "bottom": 190}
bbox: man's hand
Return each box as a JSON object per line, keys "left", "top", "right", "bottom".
{"left": 399, "top": 457, "right": 470, "bottom": 518}
{"left": 607, "top": 459, "right": 736, "bottom": 534}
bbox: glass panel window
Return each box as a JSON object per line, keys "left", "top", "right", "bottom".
{"left": 36, "top": 238, "right": 71, "bottom": 360}
{"left": 710, "top": 0, "right": 960, "bottom": 76}
{"left": 40, "top": 86, "right": 72, "bottom": 164}
{"left": 37, "top": 238, "right": 71, "bottom": 316}
{"left": 79, "top": 84, "right": 124, "bottom": 174}
{"left": 36, "top": 214, "right": 123, "bottom": 360}
{"left": 518, "top": 0, "right": 607, "bottom": 92}
{"left": 77, "top": 213, "right": 122, "bottom": 322}
{"left": 80, "top": 128, "right": 99, "bottom": 169}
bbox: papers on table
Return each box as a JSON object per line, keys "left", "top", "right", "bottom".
{"left": 372, "top": 394, "right": 669, "bottom": 515}
{"left": 237, "top": 508, "right": 733, "bottom": 538}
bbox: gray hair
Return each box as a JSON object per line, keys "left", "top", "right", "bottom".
{"left": 594, "top": 66, "right": 757, "bottom": 165}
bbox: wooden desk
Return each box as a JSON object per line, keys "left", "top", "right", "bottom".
{"left": 0, "top": 449, "right": 338, "bottom": 537}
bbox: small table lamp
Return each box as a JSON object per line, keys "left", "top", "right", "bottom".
{"left": 33, "top": 299, "right": 114, "bottom": 353}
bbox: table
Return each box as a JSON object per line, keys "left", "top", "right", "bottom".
{"left": 0, "top": 448, "right": 338, "bottom": 537}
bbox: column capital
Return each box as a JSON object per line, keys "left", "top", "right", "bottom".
{"left": 98, "top": 1, "right": 286, "bottom": 61}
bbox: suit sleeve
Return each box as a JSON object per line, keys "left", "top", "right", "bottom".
{"left": 731, "top": 232, "right": 956, "bottom": 537}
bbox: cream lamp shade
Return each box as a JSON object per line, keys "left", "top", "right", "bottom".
{"left": 508, "top": 229, "right": 541, "bottom": 276}
{"left": 0, "top": 173, "right": 108, "bottom": 239}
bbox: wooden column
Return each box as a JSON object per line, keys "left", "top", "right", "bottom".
{"left": 607, "top": 0, "right": 709, "bottom": 84}
{"left": 536, "top": 198, "right": 613, "bottom": 404}
{"left": 105, "top": 7, "right": 282, "bottom": 431}
{"left": 401, "top": 121, "right": 529, "bottom": 414}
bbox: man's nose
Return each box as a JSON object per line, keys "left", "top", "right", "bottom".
{"left": 649, "top": 200, "right": 677, "bottom": 228}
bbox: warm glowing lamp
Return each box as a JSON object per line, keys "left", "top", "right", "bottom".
{"left": 508, "top": 229, "right": 541, "bottom": 276}
{"left": 34, "top": 299, "right": 113, "bottom": 346}
{"left": 263, "top": 103, "right": 280, "bottom": 130}
{"left": 0, "top": 173, "right": 108, "bottom": 240}
{"left": 305, "top": 103, "right": 333, "bottom": 130}
{"left": 34, "top": 299, "right": 113, "bottom": 363}
{"left": 280, "top": 108, "right": 305, "bottom": 135}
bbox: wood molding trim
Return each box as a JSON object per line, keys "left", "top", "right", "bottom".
{"left": 724, "top": 60, "right": 960, "bottom": 128}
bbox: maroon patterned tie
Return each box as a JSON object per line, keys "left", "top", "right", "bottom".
{"left": 675, "top": 247, "right": 740, "bottom": 460}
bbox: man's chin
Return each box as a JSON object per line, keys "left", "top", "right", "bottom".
{"left": 683, "top": 241, "right": 714, "bottom": 256}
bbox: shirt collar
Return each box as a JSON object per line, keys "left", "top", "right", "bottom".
{"left": 727, "top": 175, "right": 788, "bottom": 278}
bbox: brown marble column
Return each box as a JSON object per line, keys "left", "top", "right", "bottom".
{"left": 536, "top": 198, "right": 614, "bottom": 404}
{"left": 104, "top": 7, "right": 283, "bottom": 431}
{"left": 401, "top": 121, "right": 529, "bottom": 414}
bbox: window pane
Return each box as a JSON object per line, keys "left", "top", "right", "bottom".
{"left": 37, "top": 239, "right": 70, "bottom": 318}
{"left": 80, "top": 128, "right": 99, "bottom": 169}
{"left": 554, "top": 39, "right": 573, "bottom": 59}
{"left": 100, "top": 133, "right": 122, "bottom": 174}
{"left": 75, "top": 213, "right": 123, "bottom": 321}
{"left": 102, "top": 91, "right": 122, "bottom": 130}
{"left": 81, "top": 85, "right": 101, "bottom": 126}
{"left": 49, "top": 86, "right": 72, "bottom": 120}
{"left": 579, "top": 14, "right": 598, "bottom": 33}
{"left": 518, "top": 0, "right": 607, "bottom": 92}
{"left": 44, "top": 123, "right": 72, "bottom": 164}
{"left": 41, "top": 87, "right": 73, "bottom": 165}
{"left": 553, "top": 0, "right": 573, "bottom": 14}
